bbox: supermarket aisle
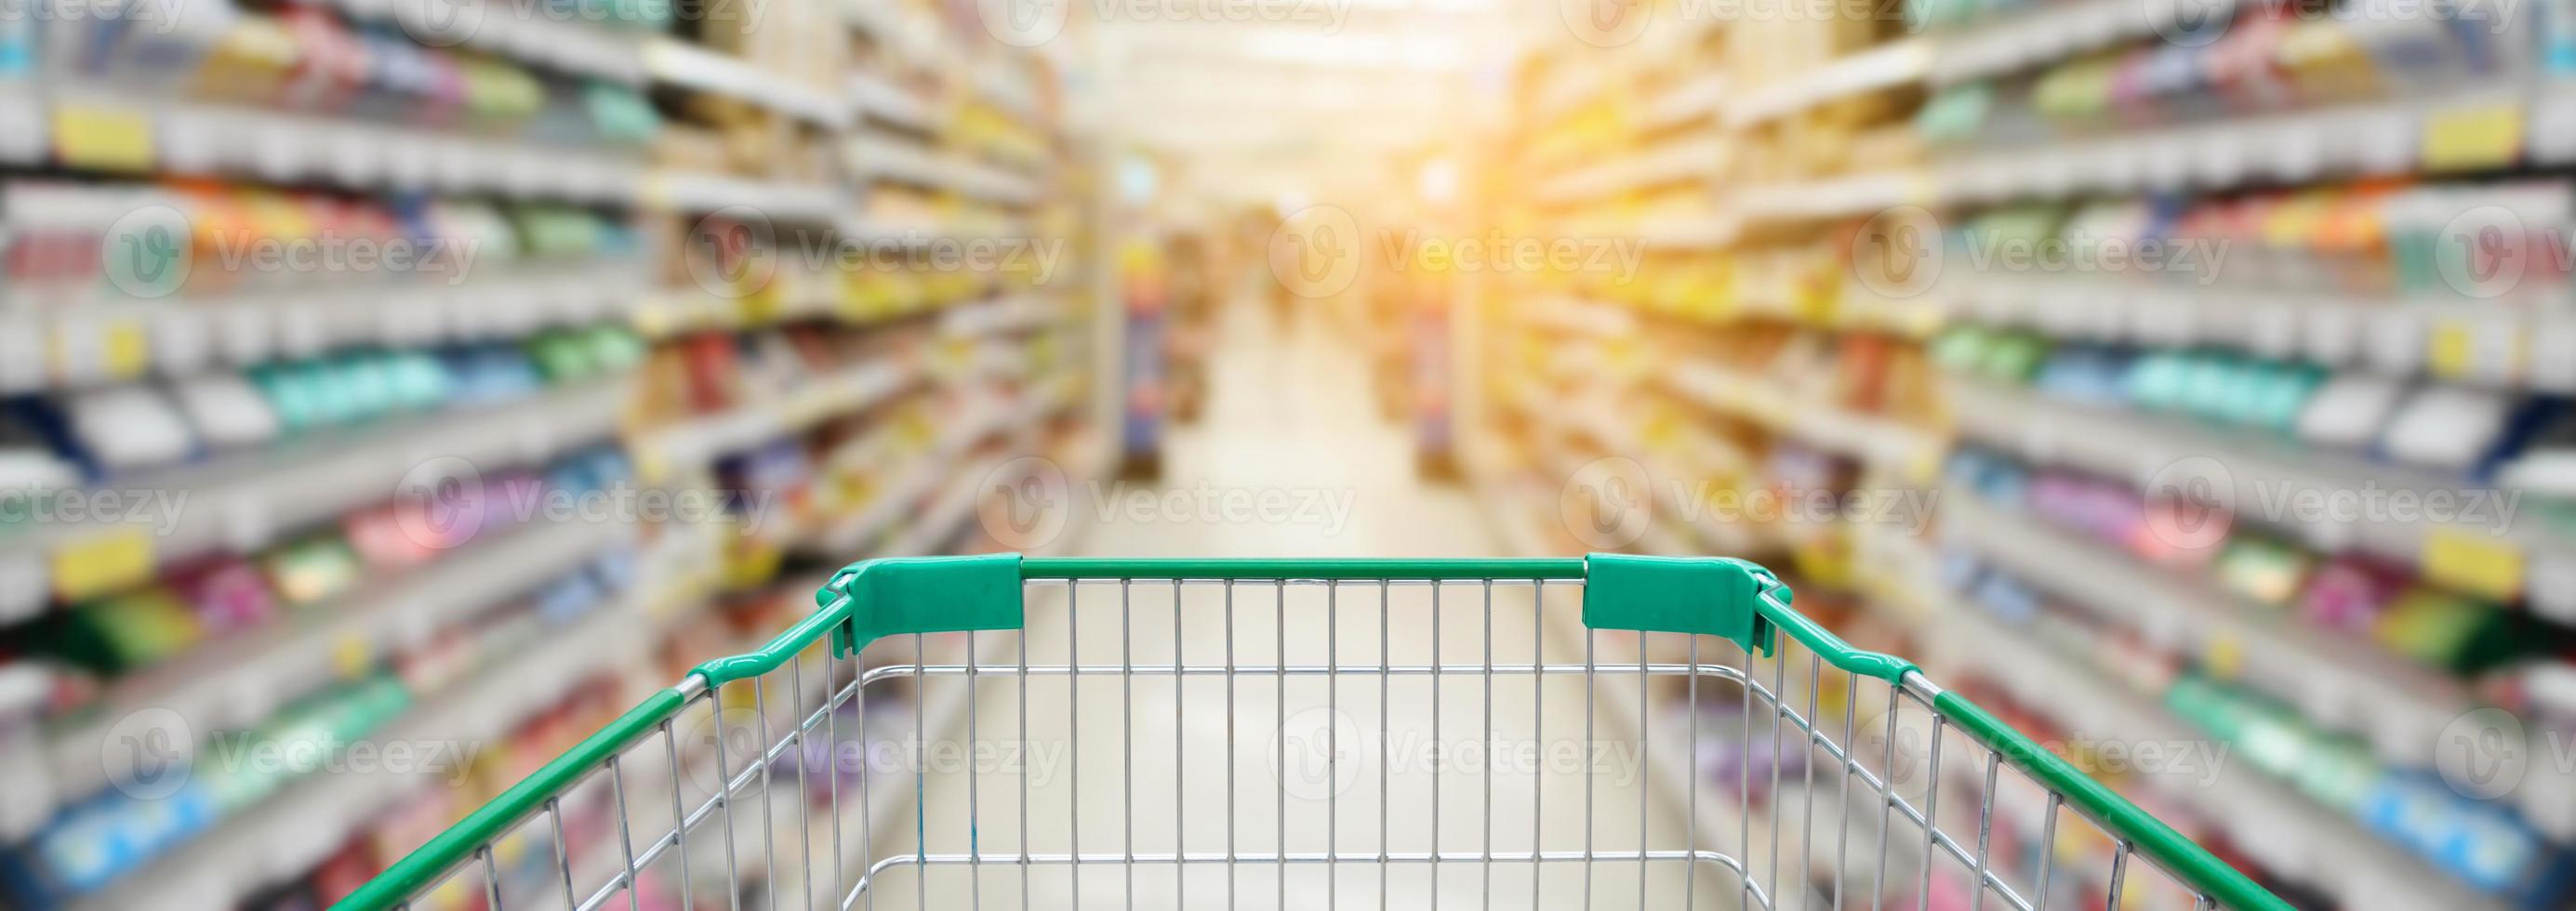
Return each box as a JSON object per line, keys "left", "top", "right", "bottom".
{"left": 858, "top": 299, "right": 1729, "bottom": 909}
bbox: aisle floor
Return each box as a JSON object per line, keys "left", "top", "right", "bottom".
{"left": 852, "top": 300, "right": 1737, "bottom": 910}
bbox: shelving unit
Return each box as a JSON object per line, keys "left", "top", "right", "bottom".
{"left": 0, "top": 0, "right": 1105, "bottom": 904}
{"left": 1475, "top": 0, "right": 2576, "bottom": 905}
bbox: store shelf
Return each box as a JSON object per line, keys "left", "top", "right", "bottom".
{"left": 1520, "top": 297, "right": 1637, "bottom": 338}
{"left": 3, "top": 266, "right": 654, "bottom": 391}
{"left": 636, "top": 360, "right": 920, "bottom": 477}
{"left": 1945, "top": 376, "right": 2576, "bottom": 619}
{"left": 1641, "top": 74, "right": 1729, "bottom": 129}
{"left": 72, "top": 531, "right": 718, "bottom": 911}
{"left": 33, "top": 517, "right": 639, "bottom": 817}
{"left": 319, "top": 0, "right": 647, "bottom": 82}
{"left": 1869, "top": 535, "right": 2508, "bottom": 911}
{"left": 644, "top": 38, "right": 851, "bottom": 127}
{"left": 848, "top": 72, "right": 945, "bottom": 131}
{"left": 1663, "top": 362, "right": 1942, "bottom": 471}
{"left": 1733, "top": 171, "right": 1923, "bottom": 223}
{"left": 1635, "top": 215, "right": 1741, "bottom": 249}
{"left": 35, "top": 92, "right": 644, "bottom": 200}
{"left": 1924, "top": 0, "right": 2247, "bottom": 85}
{"left": 938, "top": 294, "right": 1067, "bottom": 337}
{"left": 644, "top": 170, "right": 851, "bottom": 222}
{"left": 1942, "top": 491, "right": 2474, "bottom": 762}
{"left": 1935, "top": 84, "right": 2541, "bottom": 204}
{"left": 1723, "top": 39, "right": 1929, "bottom": 128}
{"left": 1535, "top": 136, "right": 1728, "bottom": 205}
{"left": 0, "top": 376, "right": 632, "bottom": 613}
{"left": 845, "top": 136, "right": 1041, "bottom": 205}
{"left": 1933, "top": 274, "right": 2576, "bottom": 391}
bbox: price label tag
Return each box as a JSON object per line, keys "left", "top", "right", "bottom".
{"left": 2367, "top": 309, "right": 2424, "bottom": 375}
{"left": 2427, "top": 320, "right": 2476, "bottom": 379}
{"left": 52, "top": 101, "right": 155, "bottom": 172}
{"left": 153, "top": 307, "right": 210, "bottom": 376}
{"left": 2303, "top": 302, "right": 2360, "bottom": 364}
{"left": 331, "top": 631, "right": 374, "bottom": 680}
{"left": 2534, "top": 93, "right": 2576, "bottom": 165}
{"left": 2422, "top": 102, "right": 2526, "bottom": 173}
{"left": 2422, "top": 527, "right": 2525, "bottom": 601}
{"left": 0, "top": 315, "right": 42, "bottom": 392}
{"left": 2535, "top": 318, "right": 2576, "bottom": 393}
{"left": 2528, "top": 556, "right": 2576, "bottom": 624}
{"left": 52, "top": 530, "right": 155, "bottom": 601}
{"left": 2248, "top": 302, "right": 2298, "bottom": 357}
{"left": 0, "top": 552, "right": 45, "bottom": 624}
{"left": 2203, "top": 631, "right": 2245, "bottom": 680}
{"left": 52, "top": 316, "right": 152, "bottom": 384}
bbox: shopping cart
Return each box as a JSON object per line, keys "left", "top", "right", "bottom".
{"left": 336, "top": 554, "right": 2288, "bottom": 911}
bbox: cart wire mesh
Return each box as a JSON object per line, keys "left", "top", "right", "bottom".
{"left": 338, "top": 556, "right": 2286, "bottom": 911}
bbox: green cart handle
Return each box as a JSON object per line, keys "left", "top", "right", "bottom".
{"left": 335, "top": 554, "right": 2287, "bottom": 911}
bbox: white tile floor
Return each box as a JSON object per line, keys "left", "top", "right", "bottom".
{"left": 851, "top": 299, "right": 1740, "bottom": 910}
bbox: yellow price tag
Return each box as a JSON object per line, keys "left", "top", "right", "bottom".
{"left": 2427, "top": 322, "right": 2475, "bottom": 379}
{"left": 2422, "top": 528, "right": 2525, "bottom": 601}
{"left": 2203, "top": 632, "right": 2245, "bottom": 680}
{"left": 331, "top": 632, "right": 373, "bottom": 680}
{"left": 49, "top": 318, "right": 153, "bottom": 381}
{"left": 52, "top": 530, "right": 154, "bottom": 601}
{"left": 52, "top": 102, "right": 155, "bottom": 172}
{"left": 635, "top": 444, "right": 672, "bottom": 487}
{"left": 100, "top": 320, "right": 149, "bottom": 377}
{"left": 2422, "top": 102, "right": 2525, "bottom": 173}
{"left": 633, "top": 298, "right": 674, "bottom": 339}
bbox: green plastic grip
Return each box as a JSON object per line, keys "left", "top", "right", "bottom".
{"left": 818, "top": 553, "right": 1025, "bottom": 661}
{"left": 1581, "top": 553, "right": 1781, "bottom": 656}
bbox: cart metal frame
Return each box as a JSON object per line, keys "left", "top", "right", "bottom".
{"left": 337, "top": 555, "right": 2287, "bottom": 911}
